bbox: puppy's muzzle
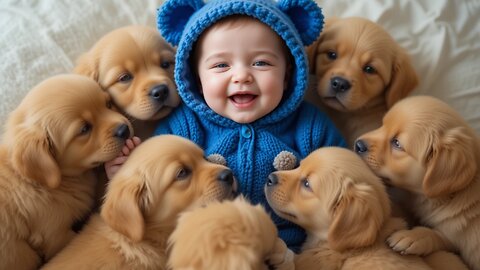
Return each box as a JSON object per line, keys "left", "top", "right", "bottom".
{"left": 217, "top": 169, "right": 234, "bottom": 185}
{"left": 330, "top": 76, "right": 351, "bottom": 93}
{"left": 149, "top": 84, "right": 169, "bottom": 103}
{"left": 266, "top": 173, "right": 279, "bottom": 187}
{"left": 354, "top": 139, "right": 369, "bottom": 155}
{"left": 114, "top": 124, "right": 131, "bottom": 140}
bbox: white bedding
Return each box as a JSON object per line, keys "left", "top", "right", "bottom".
{"left": 1, "top": 0, "right": 479, "bottom": 133}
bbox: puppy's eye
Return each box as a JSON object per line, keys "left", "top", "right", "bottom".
{"left": 326, "top": 51, "right": 337, "bottom": 60}
{"left": 176, "top": 167, "right": 191, "bottom": 180}
{"left": 160, "top": 61, "right": 173, "bottom": 69}
{"left": 301, "top": 179, "right": 312, "bottom": 191}
{"left": 391, "top": 138, "right": 403, "bottom": 150}
{"left": 79, "top": 122, "right": 92, "bottom": 135}
{"left": 363, "top": 65, "right": 376, "bottom": 74}
{"left": 118, "top": 73, "right": 133, "bottom": 83}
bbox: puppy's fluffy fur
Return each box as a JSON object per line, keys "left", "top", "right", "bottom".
{"left": 75, "top": 25, "right": 180, "bottom": 139}
{"left": 356, "top": 96, "right": 480, "bottom": 270}
{"left": 0, "top": 74, "right": 132, "bottom": 270}
{"left": 305, "top": 17, "right": 418, "bottom": 146}
{"left": 265, "top": 147, "right": 467, "bottom": 270}
{"left": 168, "top": 197, "right": 294, "bottom": 270}
{"left": 42, "top": 135, "right": 236, "bottom": 270}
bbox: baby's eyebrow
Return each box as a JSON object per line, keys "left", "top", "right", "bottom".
{"left": 203, "top": 52, "right": 231, "bottom": 63}
{"left": 251, "top": 50, "right": 281, "bottom": 59}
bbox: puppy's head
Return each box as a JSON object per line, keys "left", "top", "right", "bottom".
{"left": 100, "top": 135, "right": 236, "bottom": 242}
{"left": 3, "top": 74, "right": 132, "bottom": 189}
{"left": 265, "top": 147, "right": 390, "bottom": 252}
{"left": 75, "top": 25, "right": 179, "bottom": 121}
{"left": 168, "top": 197, "right": 279, "bottom": 270}
{"left": 307, "top": 17, "right": 418, "bottom": 111}
{"left": 355, "top": 96, "right": 479, "bottom": 198}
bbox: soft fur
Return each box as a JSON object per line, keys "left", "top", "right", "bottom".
{"left": 356, "top": 95, "right": 480, "bottom": 270}
{"left": 74, "top": 25, "right": 180, "bottom": 139}
{"left": 42, "top": 135, "right": 236, "bottom": 270}
{"left": 168, "top": 197, "right": 295, "bottom": 270}
{"left": 265, "top": 147, "right": 467, "bottom": 270}
{"left": 305, "top": 17, "right": 418, "bottom": 147}
{"left": 0, "top": 74, "right": 132, "bottom": 270}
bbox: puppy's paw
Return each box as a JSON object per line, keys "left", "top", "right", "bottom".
{"left": 267, "top": 238, "right": 295, "bottom": 270}
{"left": 387, "top": 226, "right": 445, "bottom": 256}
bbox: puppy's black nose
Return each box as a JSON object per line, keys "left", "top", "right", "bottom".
{"left": 331, "top": 76, "right": 351, "bottom": 93}
{"left": 114, "top": 124, "right": 130, "bottom": 140}
{"left": 217, "top": 169, "right": 234, "bottom": 185}
{"left": 354, "top": 139, "right": 368, "bottom": 154}
{"left": 149, "top": 84, "right": 169, "bottom": 102}
{"left": 266, "top": 173, "right": 278, "bottom": 186}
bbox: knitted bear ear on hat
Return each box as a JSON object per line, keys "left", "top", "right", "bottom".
{"left": 157, "top": 0, "right": 205, "bottom": 46}
{"left": 277, "top": 0, "right": 324, "bottom": 46}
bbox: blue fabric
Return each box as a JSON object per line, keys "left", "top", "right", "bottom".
{"left": 157, "top": 0, "right": 346, "bottom": 250}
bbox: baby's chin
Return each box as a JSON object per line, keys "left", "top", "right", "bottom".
{"left": 227, "top": 112, "right": 265, "bottom": 124}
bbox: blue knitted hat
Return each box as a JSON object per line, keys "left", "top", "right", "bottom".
{"left": 158, "top": 0, "right": 323, "bottom": 126}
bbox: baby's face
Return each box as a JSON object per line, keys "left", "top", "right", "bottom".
{"left": 197, "top": 18, "right": 288, "bottom": 124}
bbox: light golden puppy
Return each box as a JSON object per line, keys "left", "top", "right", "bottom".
{"left": 265, "top": 147, "right": 467, "bottom": 270}
{"left": 355, "top": 95, "right": 480, "bottom": 270}
{"left": 75, "top": 25, "right": 180, "bottom": 139}
{"left": 305, "top": 17, "right": 418, "bottom": 147}
{"left": 42, "top": 135, "right": 236, "bottom": 270}
{"left": 168, "top": 197, "right": 294, "bottom": 270}
{"left": 0, "top": 74, "right": 132, "bottom": 270}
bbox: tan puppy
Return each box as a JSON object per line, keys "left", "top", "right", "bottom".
{"left": 355, "top": 96, "right": 480, "bottom": 270}
{"left": 265, "top": 147, "right": 467, "bottom": 270}
{"left": 42, "top": 135, "right": 236, "bottom": 270}
{"left": 305, "top": 17, "right": 418, "bottom": 147}
{"left": 75, "top": 25, "right": 180, "bottom": 139}
{"left": 0, "top": 74, "right": 132, "bottom": 270}
{"left": 168, "top": 197, "right": 294, "bottom": 270}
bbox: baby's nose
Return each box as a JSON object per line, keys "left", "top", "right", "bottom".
{"left": 232, "top": 67, "right": 252, "bottom": 83}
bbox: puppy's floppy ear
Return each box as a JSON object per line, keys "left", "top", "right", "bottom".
{"left": 385, "top": 48, "right": 418, "bottom": 108}
{"left": 328, "top": 177, "right": 385, "bottom": 251}
{"left": 73, "top": 52, "right": 99, "bottom": 81}
{"left": 423, "top": 127, "right": 476, "bottom": 198}
{"left": 9, "top": 124, "right": 61, "bottom": 189}
{"left": 101, "top": 174, "right": 152, "bottom": 242}
{"left": 306, "top": 38, "right": 321, "bottom": 73}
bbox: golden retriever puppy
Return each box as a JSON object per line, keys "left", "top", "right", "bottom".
{"left": 75, "top": 25, "right": 180, "bottom": 139}
{"left": 305, "top": 17, "right": 418, "bottom": 147}
{"left": 355, "top": 95, "right": 480, "bottom": 270}
{"left": 42, "top": 135, "right": 236, "bottom": 270}
{"left": 265, "top": 147, "right": 467, "bottom": 270}
{"left": 0, "top": 74, "right": 132, "bottom": 270}
{"left": 168, "top": 197, "right": 295, "bottom": 270}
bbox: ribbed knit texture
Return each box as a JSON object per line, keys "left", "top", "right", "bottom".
{"left": 157, "top": 0, "right": 346, "bottom": 250}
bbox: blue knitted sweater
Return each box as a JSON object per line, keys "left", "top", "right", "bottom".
{"left": 157, "top": 0, "right": 347, "bottom": 250}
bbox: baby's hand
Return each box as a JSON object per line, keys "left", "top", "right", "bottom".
{"left": 105, "top": 136, "right": 141, "bottom": 180}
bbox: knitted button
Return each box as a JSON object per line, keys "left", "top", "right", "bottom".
{"left": 241, "top": 126, "right": 252, "bottom": 138}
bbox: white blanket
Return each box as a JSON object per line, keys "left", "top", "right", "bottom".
{"left": 1, "top": 0, "right": 479, "bottom": 133}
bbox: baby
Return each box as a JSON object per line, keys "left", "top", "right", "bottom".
{"left": 108, "top": 0, "right": 346, "bottom": 250}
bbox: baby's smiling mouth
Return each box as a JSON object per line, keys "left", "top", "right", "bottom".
{"left": 229, "top": 93, "right": 257, "bottom": 105}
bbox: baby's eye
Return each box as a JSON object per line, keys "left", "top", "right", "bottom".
{"left": 363, "top": 65, "right": 376, "bottom": 74}
{"left": 391, "top": 138, "right": 403, "bottom": 150}
{"left": 253, "top": 61, "right": 270, "bottom": 67}
{"left": 213, "top": 63, "right": 229, "bottom": 69}
{"left": 118, "top": 73, "right": 133, "bottom": 83}
{"left": 106, "top": 100, "right": 113, "bottom": 109}
{"left": 326, "top": 51, "right": 337, "bottom": 60}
